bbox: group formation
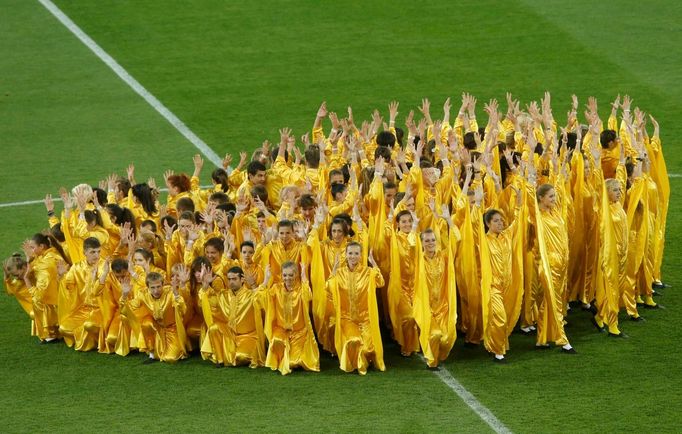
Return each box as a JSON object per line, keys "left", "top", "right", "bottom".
{"left": 3, "top": 93, "right": 670, "bottom": 374}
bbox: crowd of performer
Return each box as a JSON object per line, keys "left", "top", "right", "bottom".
{"left": 2, "top": 93, "right": 670, "bottom": 374}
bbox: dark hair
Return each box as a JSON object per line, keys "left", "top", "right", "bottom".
{"left": 116, "top": 178, "right": 131, "bottom": 196}
{"left": 226, "top": 266, "right": 244, "bottom": 278}
{"left": 600, "top": 130, "right": 617, "bottom": 149}
{"left": 106, "top": 204, "right": 137, "bottom": 236}
{"left": 250, "top": 185, "right": 268, "bottom": 203}
{"left": 160, "top": 215, "right": 177, "bottom": 232}
{"left": 211, "top": 168, "right": 229, "bottom": 193}
{"left": 32, "top": 232, "right": 71, "bottom": 265}
{"left": 111, "top": 258, "right": 128, "bottom": 273}
{"left": 483, "top": 209, "right": 503, "bottom": 232}
{"left": 92, "top": 187, "right": 108, "bottom": 206}
{"left": 49, "top": 223, "right": 66, "bottom": 243}
{"left": 204, "top": 237, "right": 224, "bottom": 253}
{"left": 304, "top": 145, "right": 320, "bottom": 169}
{"left": 560, "top": 132, "right": 577, "bottom": 151}
{"left": 83, "top": 237, "right": 101, "bottom": 251}
{"left": 278, "top": 220, "right": 294, "bottom": 230}
{"left": 396, "top": 210, "right": 413, "bottom": 224}
{"left": 329, "top": 169, "right": 344, "bottom": 183}
{"left": 84, "top": 209, "right": 104, "bottom": 228}
{"left": 384, "top": 181, "right": 397, "bottom": 191}
{"left": 328, "top": 217, "right": 350, "bottom": 239}
{"left": 176, "top": 197, "right": 195, "bottom": 214}
{"left": 463, "top": 132, "right": 477, "bottom": 150}
{"left": 395, "top": 127, "right": 404, "bottom": 148}
{"left": 247, "top": 160, "right": 267, "bottom": 177}
{"left": 178, "top": 211, "right": 195, "bottom": 223}
{"left": 141, "top": 219, "right": 157, "bottom": 233}
{"left": 132, "top": 183, "right": 158, "bottom": 215}
{"left": 209, "top": 192, "right": 229, "bottom": 205}
{"left": 331, "top": 183, "right": 347, "bottom": 200}
{"left": 376, "top": 131, "right": 396, "bottom": 148}
{"left": 189, "top": 256, "right": 212, "bottom": 292}
{"left": 374, "top": 145, "right": 392, "bottom": 163}
{"left": 536, "top": 183, "right": 554, "bottom": 200}
{"left": 134, "top": 248, "right": 154, "bottom": 263}
{"left": 168, "top": 174, "right": 191, "bottom": 193}
{"left": 299, "top": 194, "right": 316, "bottom": 209}
{"left": 240, "top": 241, "right": 255, "bottom": 250}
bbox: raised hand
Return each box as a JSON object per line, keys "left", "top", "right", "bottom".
{"left": 193, "top": 154, "right": 204, "bottom": 174}
{"left": 163, "top": 219, "right": 177, "bottom": 241}
{"left": 419, "top": 98, "right": 432, "bottom": 123}
{"left": 44, "top": 194, "right": 54, "bottom": 214}
{"left": 316, "top": 101, "right": 328, "bottom": 119}
{"left": 127, "top": 163, "right": 135, "bottom": 183}
{"left": 368, "top": 250, "right": 378, "bottom": 268}
{"left": 222, "top": 153, "right": 233, "bottom": 169}
{"left": 388, "top": 101, "right": 399, "bottom": 125}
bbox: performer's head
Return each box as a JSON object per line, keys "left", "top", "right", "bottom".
{"left": 226, "top": 266, "right": 245, "bottom": 291}
{"left": 281, "top": 261, "right": 298, "bottom": 290}
{"left": 346, "top": 242, "right": 362, "bottom": 269}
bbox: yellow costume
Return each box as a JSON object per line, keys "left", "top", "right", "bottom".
{"left": 328, "top": 263, "right": 385, "bottom": 374}
{"left": 414, "top": 226, "right": 459, "bottom": 367}
{"left": 261, "top": 280, "right": 319, "bottom": 375}
{"left": 387, "top": 227, "right": 420, "bottom": 355}
{"left": 200, "top": 283, "right": 265, "bottom": 367}
{"left": 27, "top": 247, "right": 62, "bottom": 341}
{"left": 58, "top": 259, "right": 105, "bottom": 351}
{"left": 122, "top": 286, "right": 188, "bottom": 362}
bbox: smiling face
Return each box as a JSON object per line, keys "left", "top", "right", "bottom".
{"left": 346, "top": 245, "right": 362, "bottom": 269}
{"left": 282, "top": 266, "right": 297, "bottom": 290}
{"left": 421, "top": 231, "right": 437, "bottom": 256}
{"left": 398, "top": 214, "right": 413, "bottom": 233}
{"left": 204, "top": 245, "right": 222, "bottom": 265}
{"left": 278, "top": 225, "right": 294, "bottom": 246}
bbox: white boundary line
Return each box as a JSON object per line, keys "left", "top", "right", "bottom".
{"left": 38, "top": 0, "right": 223, "bottom": 168}
{"left": 420, "top": 356, "right": 512, "bottom": 434}
{"left": 0, "top": 186, "right": 213, "bottom": 209}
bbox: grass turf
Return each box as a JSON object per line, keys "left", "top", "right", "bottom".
{"left": 1, "top": 0, "right": 681, "bottom": 432}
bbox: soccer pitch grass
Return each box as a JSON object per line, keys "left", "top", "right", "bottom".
{"left": 1, "top": 0, "right": 681, "bottom": 432}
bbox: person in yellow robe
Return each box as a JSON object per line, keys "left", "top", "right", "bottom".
{"left": 97, "top": 258, "right": 134, "bottom": 355}
{"left": 58, "top": 237, "right": 106, "bottom": 351}
{"left": 533, "top": 180, "right": 575, "bottom": 353}
{"left": 387, "top": 210, "right": 420, "bottom": 356}
{"left": 328, "top": 242, "right": 385, "bottom": 374}
{"left": 259, "top": 220, "right": 309, "bottom": 283}
{"left": 120, "top": 271, "right": 188, "bottom": 363}
{"left": 200, "top": 266, "right": 265, "bottom": 368}
{"left": 3, "top": 253, "right": 33, "bottom": 320}
{"left": 260, "top": 262, "right": 319, "bottom": 375}
{"left": 239, "top": 241, "right": 264, "bottom": 290}
{"left": 414, "top": 220, "right": 459, "bottom": 368}
{"left": 23, "top": 233, "right": 69, "bottom": 342}
{"left": 477, "top": 186, "right": 523, "bottom": 362}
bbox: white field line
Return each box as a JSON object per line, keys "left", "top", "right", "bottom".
{"left": 419, "top": 355, "right": 512, "bottom": 434}
{"left": 38, "top": 0, "right": 223, "bottom": 168}
{"left": 0, "top": 186, "right": 213, "bottom": 209}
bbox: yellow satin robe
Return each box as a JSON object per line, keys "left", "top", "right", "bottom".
{"left": 387, "top": 229, "right": 420, "bottom": 355}
{"left": 123, "top": 286, "right": 188, "bottom": 362}
{"left": 200, "top": 284, "right": 265, "bottom": 367}
{"left": 414, "top": 227, "right": 459, "bottom": 367}
{"left": 58, "top": 260, "right": 105, "bottom": 351}
{"left": 28, "top": 247, "right": 62, "bottom": 341}
{"left": 259, "top": 240, "right": 309, "bottom": 284}
{"left": 261, "top": 281, "right": 319, "bottom": 375}
{"left": 534, "top": 192, "right": 570, "bottom": 346}
{"left": 328, "top": 264, "right": 385, "bottom": 374}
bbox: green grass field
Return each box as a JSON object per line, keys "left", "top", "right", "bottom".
{"left": 1, "top": 1, "right": 681, "bottom": 432}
